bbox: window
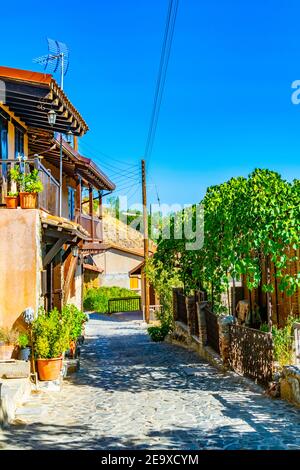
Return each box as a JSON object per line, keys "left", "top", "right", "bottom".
{"left": 0, "top": 114, "right": 8, "bottom": 160}
{"left": 15, "top": 127, "right": 24, "bottom": 158}
{"left": 68, "top": 187, "right": 75, "bottom": 221}
{"left": 130, "top": 277, "right": 139, "bottom": 290}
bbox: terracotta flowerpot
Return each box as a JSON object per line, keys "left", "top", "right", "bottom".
{"left": 36, "top": 357, "right": 62, "bottom": 381}
{"left": 19, "top": 192, "right": 37, "bottom": 209}
{"left": 69, "top": 340, "right": 77, "bottom": 359}
{"left": 0, "top": 344, "right": 15, "bottom": 361}
{"left": 5, "top": 196, "right": 19, "bottom": 209}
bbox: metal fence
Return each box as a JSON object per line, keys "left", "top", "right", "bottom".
{"left": 229, "top": 324, "right": 273, "bottom": 386}
{"left": 107, "top": 297, "right": 141, "bottom": 314}
{"left": 204, "top": 305, "right": 220, "bottom": 354}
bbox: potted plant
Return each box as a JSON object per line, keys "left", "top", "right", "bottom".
{"left": 19, "top": 169, "right": 44, "bottom": 209}
{"left": 62, "top": 305, "right": 87, "bottom": 358}
{"left": 9, "top": 166, "right": 43, "bottom": 209}
{"left": 32, "top": 308, "right": 70, "bottom": 381}
{"left": 0, "top": 327, "right": 19, "bottom": 360}
{"left": 17, "top": 332, "right": 31, "bottom": 361}
{"left": 5, "top": 191, "right": 19, "bottom": 209}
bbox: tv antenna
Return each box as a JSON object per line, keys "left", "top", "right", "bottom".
{"left": 34, "top": 38, "right": 69, "bottom": 90}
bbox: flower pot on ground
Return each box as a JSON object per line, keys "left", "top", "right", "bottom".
{"left": 17, "top": 332, "right": 31, "bottom": 361}
{"left": 36, "top": 357, "right": 63, "bottom": 381}
{"left": 32, "top": 307, "right": 70, "bottom": 381}
{"left": 0, "top": 327, "right": 19, "bottom": 360}
{"left": 18, "top": 347, "right": 31, "bottom": 361}
{"left": 5, "top": 192, "right": 19, "bottom": 209}
{"left": 69, "top": 340, "right": 77, "bottom": 359}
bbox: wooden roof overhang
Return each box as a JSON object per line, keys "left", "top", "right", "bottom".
{"left": 40, "top": 211, "right": 90, "bottom": 268}
{"left": 129, "top": 260, "right": 145, "bottom": 277}
{"left": 28, "top": 128, "right": 115, "bottom": 191}
{"left": 0, "top": 66, "right": 88, "bottom": 136}
{"left": 83, "top": 263, "right": 104, "bottom": 273}
{"left": 79, "top": 242, "right": 106, "bottom": 256}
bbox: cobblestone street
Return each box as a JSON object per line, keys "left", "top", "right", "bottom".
{"left": 1, "top": 314, "right": 300, "bottom": 450}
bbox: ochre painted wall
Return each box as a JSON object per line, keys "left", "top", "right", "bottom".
{"left": 0, "top": 209, "right": 42, "bottom": 328}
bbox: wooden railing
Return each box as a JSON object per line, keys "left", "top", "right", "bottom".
{"left": 0, "top": 158, "right": 60, "bottom": 215}
{"left": 108, "top": 297, "right": 142, "bottom": 314}
{"left": 37, "top": 162, "right": 59, "bottom": 216}
{"left": 80, "top": 213, "right": 103, "bottom": 241}
{"left": 0, "top": 159, "right": 24, "bottom": 204}
{"left": 176, "top": 292, "right": 188, "bottom": 325}
{"left": 204, "top": 305, "right": 220, "bottom": 353}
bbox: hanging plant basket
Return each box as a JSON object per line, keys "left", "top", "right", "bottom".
{"left": 19, "top": 192, "right": 37, "bottom": 209}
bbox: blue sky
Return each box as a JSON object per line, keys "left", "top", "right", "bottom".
{"left": 1, "top": 0, "right": 300, "bottom": 206}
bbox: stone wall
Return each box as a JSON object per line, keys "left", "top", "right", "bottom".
{"left": 280, "top": 366, "right": 300, "bottom": 407}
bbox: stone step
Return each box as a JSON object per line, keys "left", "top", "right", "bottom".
{"left": 0, "top": 360, "right": 30, "bottom": 379}
{"left": 0, "top": 378, "right": 32, "bottom": 426}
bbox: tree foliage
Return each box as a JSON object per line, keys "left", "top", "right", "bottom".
{"left": 153, "top": 169, "right": 300, "bottom": 312}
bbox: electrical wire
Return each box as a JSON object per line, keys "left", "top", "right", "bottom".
{"left": 144, "top": 0, "right": 179, "bottom": 166}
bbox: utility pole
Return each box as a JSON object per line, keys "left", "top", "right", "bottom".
{"left": 142, "top": 159, "right": 150, "bottom": 323}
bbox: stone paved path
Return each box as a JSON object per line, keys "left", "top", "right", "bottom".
{"left": 1, "top": 314, "right": 300, "bottom": 450}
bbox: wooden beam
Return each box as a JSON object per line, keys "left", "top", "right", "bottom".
{"left": 43, "top": 229, "right": 75, "bottom": 240}
{"left": 43, "top": 237, "right": 69, "bottom": 267}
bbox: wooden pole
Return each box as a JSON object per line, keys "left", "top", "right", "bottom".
{"left": 274, "top": 264, "right": 279, "bottom": 326}
{"left": 89, "top": 185, "right": 94, "bottom": 240}
{"left": 232, "top": 276, "right": 236, "bottom": 317}
{"left": 75, "top": 175, "right": 82, "bottom": 225}
{"left": 142, "top": 159, "right": 150, "bottom": 323}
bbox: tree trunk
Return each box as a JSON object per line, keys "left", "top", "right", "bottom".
{"left": 266, "top": 255, "right": 273, "bottom": 333}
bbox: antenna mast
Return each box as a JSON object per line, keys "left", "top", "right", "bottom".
{"left": 34, "top": 39, "right": 70, "bottom": 216}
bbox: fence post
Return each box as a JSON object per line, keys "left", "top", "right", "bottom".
{"left": 218, "top": 315, "right": 235, "bottom": 367}
{"left": 173, "top": 287, "right": 183, "bottom": 322}
{"left": 197, "top": 301, "right": 208, "bottom": 347}
{"left": 185, "top": 295, "right": 195, "bottom": 336}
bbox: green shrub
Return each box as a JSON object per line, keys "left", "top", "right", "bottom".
{"left": 32, "top": 308, "right": 70, "bottom": 359}
{"left": 61, "top": 304, "right": 88, "bottom": 341}
{"left": 260, "top": 315, "right": 300, "bottom": 367}
{"left": 83, "top": 286, "right": 138, "bottom": 312}
{"left": 148, "top": 324, "right": 170, "bottom": 342}
{"left": 18, "top": 333, "right": 29, "bottom": 349}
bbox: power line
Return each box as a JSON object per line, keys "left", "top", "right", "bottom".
{"left": 79, "top": 139, "right": 139, "bottom": 170}
{"left": 144, "top": 0, "right": 179, "bottom": 166}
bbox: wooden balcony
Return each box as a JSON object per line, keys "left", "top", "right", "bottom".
{"left": 0, "top": 159, "right": 103, "bottom": 242}
{"left": 0, "top": 158, "right": 60, "bottom": 215}
{"left": 79, "top": 213, "right": 103, "bottom": 241}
